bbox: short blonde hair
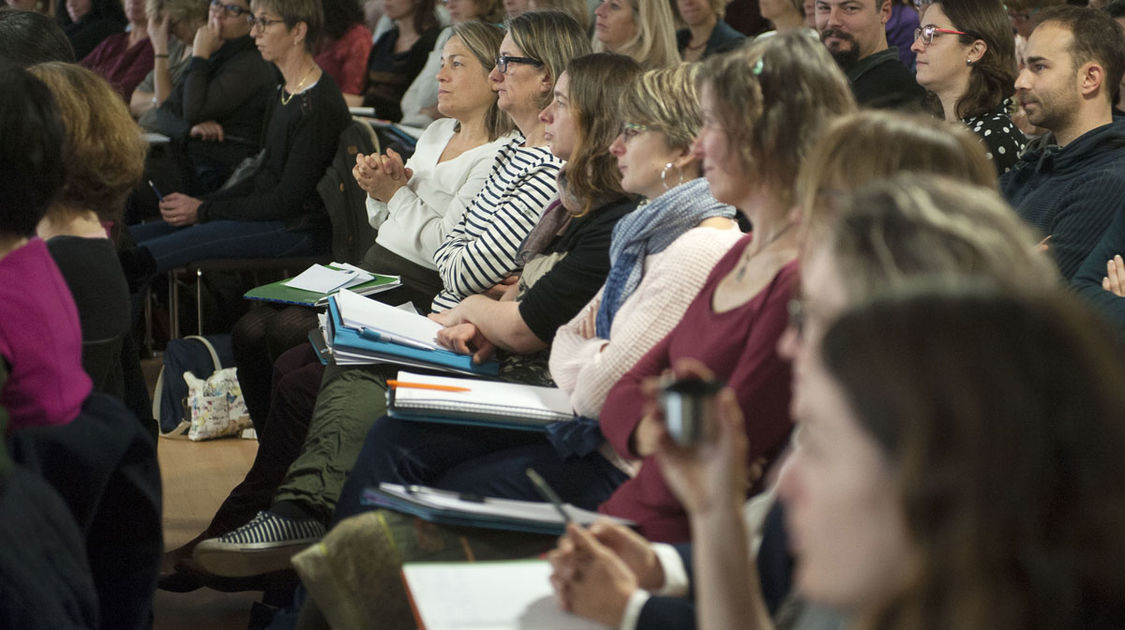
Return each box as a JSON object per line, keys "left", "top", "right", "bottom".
{"left": 620, "top": 62, "right": 701, "bottom": 152}
{"left": 593, "top": 0, "right": 681, "bottom": 69}
{"left": 796, "top": 110, "right": 997, "bottom": 234}
{"left": 29, "top": 63, "right": 145, "bottom": 224}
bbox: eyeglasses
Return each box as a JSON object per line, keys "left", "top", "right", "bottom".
{"left": 495, "top": 54, "right": 543, "bottom": 74}
{"left": 210, "top": 0, "right": 251, "bottom": 17}
{"left": 620, "top": 121, "right": 651, "bottom": 141}
{"left": 247, "top": 14, "right": 285, "bottom": 30}
{"left": 913, "top": 24, "right": 968, "bottom": 46}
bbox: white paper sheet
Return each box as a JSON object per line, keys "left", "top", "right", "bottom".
{"left": 402, "top": 561, "right": 612, "bottom": 630}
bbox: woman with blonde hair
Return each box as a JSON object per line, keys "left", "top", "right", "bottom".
{"left": 675, "top": 0, "right": 745, "bottom": 61}
{"left": 30, "top": 63, "right": 149, "bottom": 411}
{"left": 592, "top": 0, "right": 680, "bottom": 68}
{"left": 757, "top": 0, "right": 806, "bottom": 34}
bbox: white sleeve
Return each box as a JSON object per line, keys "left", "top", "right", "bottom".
{"left": 652, "top": 543, "right": 690, "bottom": 597}
{"left": 618, "top": 590, "right": 651, "bottom": 630}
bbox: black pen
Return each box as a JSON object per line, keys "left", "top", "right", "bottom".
{"left": 148, "top": 179, "right": 164, "bottom": 202}
{"left": 526, "top": 467, "right": 571, "bottom": 524}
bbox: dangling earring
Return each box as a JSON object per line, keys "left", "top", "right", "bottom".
{"left": 661, "top": 162, "right": 674, "bottom": 191}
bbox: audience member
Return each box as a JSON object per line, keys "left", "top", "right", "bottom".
{"left": 911, "top": 0, "right": 1024, "bottom": 174}
{"left": 662, "top": 281, "right": 1125, "bottom": 630}
{"left": 1106, "top": 0, "right": 1125, "bottom": 112}
{"left": 592, "top": 0, "right": 680, "bottom": 68}
{"left": 757, "top": 0, "right": 807, "bottom": 35}
{"left": 131, "top": 0, "right": 274, "bottom": 217}
{"left": 674, "top": 0, "right": 745, "bottom": 62}
{"left": 353, "top": 0, "right": 441, "bottom": 119}
{"left": 128, "top": 0, "right": 208, "bottom": 128}
{"left": 58, "top": 0, "right": 126, "bottom": 59}
{"left": 400, "top": 0, "right": 503, "bottom": 128}
{"left": 0, "top": 7, "right": 76, "bottom": 64}
{"left": 546, "top": 113, "right": 1016, "bottom": 630}
{"left": 0, "top": 63, "right": 91, "bottom": 432}
{"left": 188, "top": 9, "right": 588, "bottom": 578}
{"left": 123, "top": 0, "right": 350, "bottom": 278}
{"left": 814, "top": 0, "right": 924, "bottom": 109}
{"left": 1001, "top": 5, "right": 1125, "bottom": 280}
{"left": 29, "top": 63, "right": 148, "bottom": 416}
{"left": 1008, "top": 0, "right": 1063, "bottom": 67}
{"left": 80, "top": 0, "right": 153, "bottom": 100}
{"left": 885, "top": 0, "right": 918, "bottom": 67}
{"left": 314, "top": 0, "right": 372, "bottom": 100}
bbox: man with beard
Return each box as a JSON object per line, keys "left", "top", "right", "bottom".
{"left": 814, "top": 0, "right": 923, "bottom": 109}
{"left": 1001, "top": 6, "right": 1125, "bottom": 281}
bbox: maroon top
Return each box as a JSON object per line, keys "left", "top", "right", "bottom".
{"left": 598, "top": 233, "right": 796, "bottom": 543}
{"left": 81, "top": 31, "right": 154, "bottom": 101}
{"left": 315, "top": 23, "right": 374, "bottom": 96}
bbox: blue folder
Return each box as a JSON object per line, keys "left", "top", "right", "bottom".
{"left": 326, "top": 297, "right": 500, "bottom": 377}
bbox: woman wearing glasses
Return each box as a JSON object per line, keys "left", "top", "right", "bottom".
{"left": 910, "top": 0, "right": 1025, "bottom": 174}
{"left": 124, "top": 0, "right": 349, "bottom": 279}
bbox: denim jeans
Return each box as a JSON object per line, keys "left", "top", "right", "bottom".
{"left": 129, "top": 219, "right": 324, "bottom": 274}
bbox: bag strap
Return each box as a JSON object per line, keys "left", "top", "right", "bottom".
{"left": 185, "top": 335, "right": 223, "bottom": 372}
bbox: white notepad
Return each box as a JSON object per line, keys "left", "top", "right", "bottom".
{"left": 402, "top": 560, "right": 612, "bottom": 630}
{"left": 390, "top": 370, "right": 574, "bottom": 426}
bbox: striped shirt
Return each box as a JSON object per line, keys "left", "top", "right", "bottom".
{"left": 431, "top": 137, "right": 563, "bottom": 312}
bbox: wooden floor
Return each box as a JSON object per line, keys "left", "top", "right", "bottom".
{"left": 147, "top": 358, "right": 263, "bottom": 630}
{"left": 154, "top": 436, "right": 261, "bottom": 630}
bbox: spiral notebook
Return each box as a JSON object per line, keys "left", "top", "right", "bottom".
{"left": 387, "top": 370, "right": 574, "bottom": 430}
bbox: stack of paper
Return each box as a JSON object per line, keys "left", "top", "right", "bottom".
{"left": 324, "top": 289, "right": 500, "bottom": 376}
{"left": 285, "top": 263, "right": 377, "bottom": 293}
{"left": 402, "top": 561, "right": 612, "bottom": 630}
{"left": 388, "top": 370, "right": 573, "bottom": 430}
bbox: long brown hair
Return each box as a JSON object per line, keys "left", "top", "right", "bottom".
{"left": 925, "top": 0, "right": 1016, "bottom": 119}
{"left": 561, "top": 52, "right": 642, "bottom": 215}
{"left": 822, "top": 287, "right": 1125, "bottom": 630}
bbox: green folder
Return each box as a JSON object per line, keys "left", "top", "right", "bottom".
{"left": 243, "top": 271, "right": 401, "bottom": 307}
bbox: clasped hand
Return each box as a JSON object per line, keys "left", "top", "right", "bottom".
{"left": 353, "top": 147, "right": 412, "bottom": 203}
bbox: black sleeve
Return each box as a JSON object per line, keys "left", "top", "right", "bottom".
{"left": 518, "top": 199, "right": 636, "bottom": 343}
{"left": 637, "top": 596, "right": 697, "bottom": 630}
{"left": 181, "top": 48, "right": 269, "bottom": 125}
{"left": 1072, "top": 207, "right": 1125, "bottom": 331}
{"left": 199, "top": 82, "right": 348, "bottom": 223}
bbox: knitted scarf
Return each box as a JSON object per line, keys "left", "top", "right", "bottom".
{"left": 594, "top": 177, "right": 735, "bottom": 338}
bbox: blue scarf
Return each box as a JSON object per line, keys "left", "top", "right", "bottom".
{"left": 545, "top": 178, "right": 734, "bottom": 461}
{"left": 594, "top": 177, "right": 735, "bottom": 338}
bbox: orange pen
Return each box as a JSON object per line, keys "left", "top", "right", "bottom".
{"left": 387, "top": 380, "right": 471, "bottom": 393}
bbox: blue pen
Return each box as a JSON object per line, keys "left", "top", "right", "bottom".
{"left": 359, "top": 326, "right": 434, "bottom": 351}
{"left": 148, "top": 179, "right": 164, "bottom": 202}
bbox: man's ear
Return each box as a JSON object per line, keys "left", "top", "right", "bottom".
{"left": 878, "top": 0, "right": 892, "bottom": 25}
{"left": 1079, "top": 61, "right": 1106, "bottom": 98}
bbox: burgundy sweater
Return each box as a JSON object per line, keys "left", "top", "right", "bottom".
{"left": 597, "top": 233, "right": 796, "bottom": 543}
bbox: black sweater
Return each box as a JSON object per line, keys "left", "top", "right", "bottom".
{"left": 198, "top": 72, "right": 350, "bottom": 227}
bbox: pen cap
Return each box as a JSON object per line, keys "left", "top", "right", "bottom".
{"left": 660, "top": 378, "right": 723, "bottom": 447}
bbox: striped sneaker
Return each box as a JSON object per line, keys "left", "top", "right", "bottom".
{"left": 193, "top": 511, "right": 326, "bottom": 577}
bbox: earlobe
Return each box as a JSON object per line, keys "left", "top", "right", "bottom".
{"left": 1081, "top": 63, "right": 1105, "bottom": 97}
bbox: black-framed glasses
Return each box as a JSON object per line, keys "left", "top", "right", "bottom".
{"left": 210, "top": 0, "right": 251, "bottom": 17}
{"left": 619, "top": 121, "right": 652, "bottom": 142}
{"left": 247, "top": 14, "right": 285, "bottom": 29}
{"left": 913, "top": 24, "right": 968, "bottom": 46}
{"left": 495, "top": 54, "right": 543, "bottom": 74}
